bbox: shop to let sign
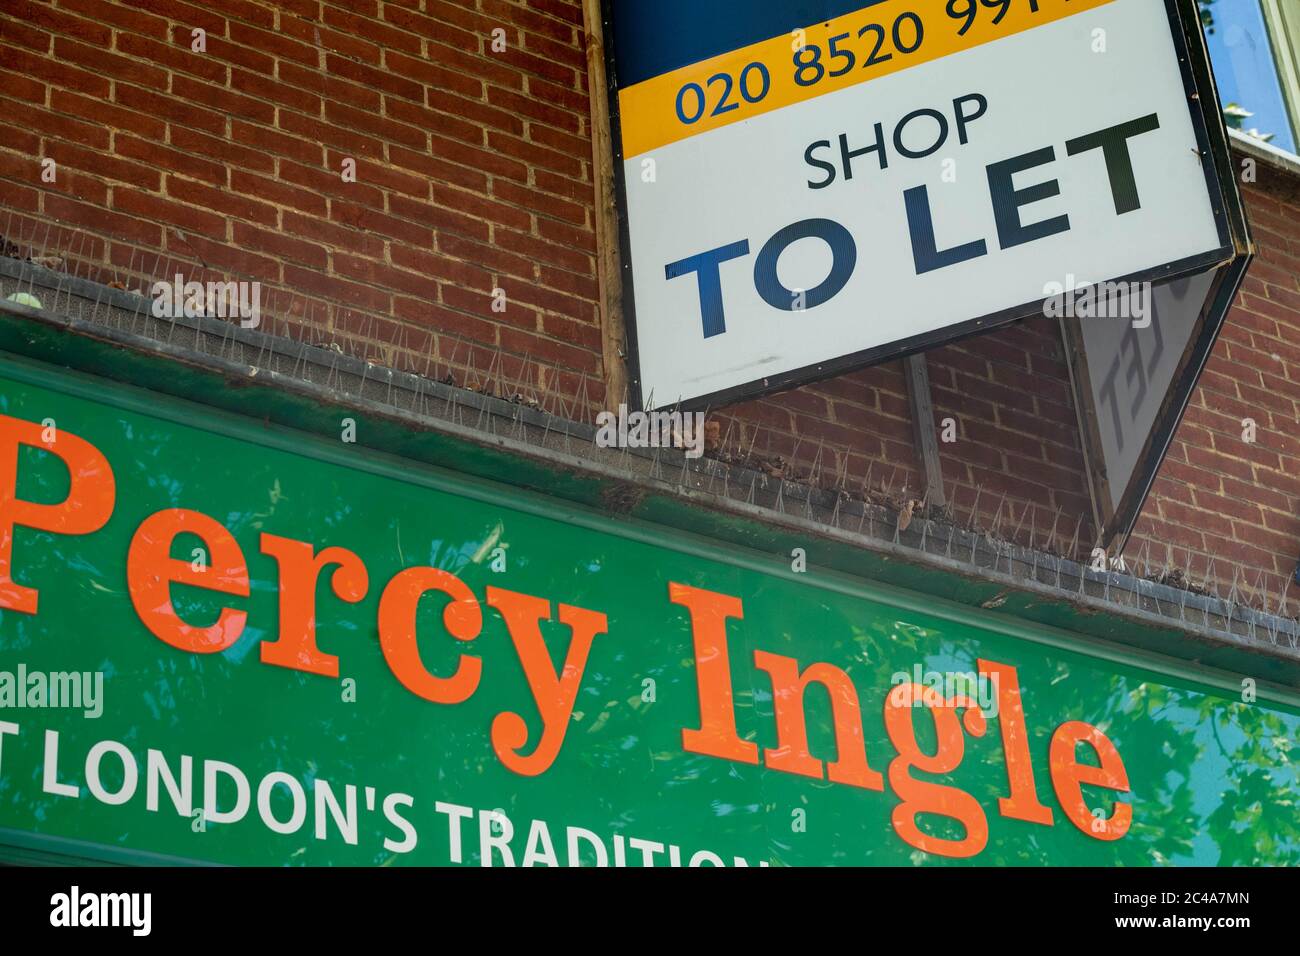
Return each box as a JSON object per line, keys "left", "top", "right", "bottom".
{"left": 606, "top": 0, "right": 1235, "bottom": 407}
{"left": 0, "top": 359, "right": 1296, "bottom": 866}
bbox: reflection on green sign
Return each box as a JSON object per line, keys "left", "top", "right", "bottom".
{"left": 0, "top": 356, "right": 1295, "bottom": 866}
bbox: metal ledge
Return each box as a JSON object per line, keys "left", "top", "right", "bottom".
{"left": 1, "top": 257, "right": 1298, "bottom": 692}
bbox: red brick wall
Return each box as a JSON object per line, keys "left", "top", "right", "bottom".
{"left": 0, "top": 0, "right": 604, "bottom": 405}
{"left": 0, "top": 0, "right": 1296, "bottom": 604}
{"left": 1128, "top": 180, "right": 1300, "bottom": 604}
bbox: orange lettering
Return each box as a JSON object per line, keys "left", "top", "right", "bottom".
{"left": 1049, "top": 720, "right": 1132, "bottom": 841}
{"left": 259, "top": 533, "right": 369, "bottom": 677}
{"left": 670, "top": 582, "right": 759, "bottom": 765}
{"left": 377, "top": 567, "right": 481, "bottom": 704}
{"left": 753, "top": 650, "right": 883, "bottom": 790}
{"left": 884, "top": 683, "right": 989, "bottom": 859}
{"left": 0, "top": 414, "right": 115, "bottom": 614}
{"left": 485, "top": 586, "right": 607, "bottom": 777}
{"left": 127, "top": 508, "right": 250, "bottom": 652}
{"left": 978, "top": 658, "right": 1054, "bottom": 826}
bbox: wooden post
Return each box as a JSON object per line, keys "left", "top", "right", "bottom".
{"left": 904, "top": 354, "right": 947, "bottom": 509}
{"left": 582, "top": 0, "right": 628, "bottom": 410}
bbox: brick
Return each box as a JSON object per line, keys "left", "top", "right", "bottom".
{"left": 115, "top": 186, "right": 226, "bottom": 236}
{"left": 487, "top": 85, "right": 582, "bottom": 135}
{"left": 536, "top": 215, "right": 595, "bottom": 253}
{"left": 202, "top": 33, "right": 276, "bottom": 75}
{"left": 436, "top": 233, "right": 532, "bottom": 281}
{"left": 492, "top": 45, "right": 578, "bottom": 87}
{"left": 232, "top": 118, "right": 326, "bottom": 165}
{"left": 172, "top": 74, "right": 275, "bottom": 125}
{"left": 505, "top": 0, "right": 582, "bottom": 28}
{"left": 0, "top": 121, "right": 40, "bottom": 156}
{"left": 321, "top": 6, "right": 422, "bottom": 56}
{"left": 487, "top": 129, "right": 583, "bottom": 178}
{"left": 0, "top": 68, "right": 45, "bottom": 104}
{"left": 279, "top": 158, "right": 385, "bottom": 207}
{"left": 166, "top": 174, "right": 277, "bottom": 227}
{"left": 533, "top": 168, "right": 593, "bottom": 204}
{"left": 323, "top": 151, "right": 427, "bottom": 199}
{"left": 47, "top": 140, "right": 161, "bottom": 190}
{"left": 231, "top": 68, "right": 322, "bottom": 115}
{"left": 0, "top": 17, "right": 51, "bottom": 53}
{"left": 491, "top": 178, "right": 585, "bottom": 225}
{"left": 493, "top": 229, "right": 590, "bottom": 275}
{"left": 284, "top": 263, "right": 391, "bottom": 312}
{"left": 117, "top": 134, "right": 225, "bottom": 185}
{"left": 496, "top": 275, "right": 594, "bottom": 321}
{"left": 431, "top": 183, "right": 530, "bottom": 232}
{"left": 527, "top": 121, "right": 589, "bottom": 160}
{"left": 333, "top": 251, "right": 438, "bottom": 300}
{"left": 0, "top": 43, "right": 109, "bottom": 97}
{"left": 427, "top": 132, "right": 527, "bottom": 182}
{"left": 392, "top": 294, "right": 502, "bottom": 340}
{"left": 44, "top": 193, "right": 161, "bottom": 244}
{"left": 281, "top": 210, "right": 385, "bottom": 260}
{"left": 114, "top": 84, "right": 225, "bottom": 134}
{"left": 163, "top": 229, "right": 280, "bottom": 281}
{"left": 326, "top": 51, "right": 419, "bottom": 98}
{"left": 499, "top": 326, "right": 599, "bottom": 375}
{"left": 229, "top": 169, "right": 327, "bottom": 216}
{"left": 386, "top": 144, "right": 485, "bottom": 192}
{"left": 0, "top": 181, "right": 40, "bottom": 212}
{"left": 332, "top": 198, "right": 432, "bottom": 246}
{"left": 540, "top": 312, "right": 601, "bottom": 352}
{"left": 389, "top": 192, "right": 488, "bottom": 243}
{"left": 380, "top": 4, "right": 477, "bottom": 50}
{"left": 274, "top": 111, "right": 374, "bottom": 160}
{"left": 526, "top": 75, "right": 589, "bottom": 115}
{"left": 1222, "top": 476, "right": 1293, "bottom": 516}
{"left": 0, "top": 151, "right": 39, "bottom": 186}
{"left": 383, "top": 49, "right": 482, "bottom": 99}
{"left": 280, "top": 60, "right": 384, "bottom": 112}
{"left": 53, "top": 36, "right": 167, "bottom": 87}
{"left": 1192, "top": 489, "right": 1264, "bottom": 527}
{"left": 538, "top": 264, "right": 597, "bottom": 301}
{"left": 391, "top": 243, "right": 493, "bottom": 292}
{"left": 116, "top": 31, "right": 227, "bottom": 83}
{"left": 122, "top": 0, "right": 226, "bottom": 34}
{"left": 169, "top": 124, "right": 274, "bottom": 174}
{"left": 320, "top": 100, "right": 425, "bottom": 150}
{"left": 384, "top": 96, "right": 483, "bottom": 147}
{"left": 51, "top": 89, "right": 164, "bottom": 139}
{"left": 279, "top": 1, "right": 324, "bottom": 20}
{"left": 12, "top": 1, "right": 112, "bottom": 46}
{"left": 427, "top": 89, "right": 523, "bottom": 136}
{"left": 228, "top": 20, "right": 320, "bottom": 67}
{"left": 58, "top": 0, "right": 170, "bottom": 38}
{"left": 521, "top": 30, "right": 586, "bottom": 72}
{"left": 425, "top": 43, "right": 525, "bottom": 91}
{"left": 280, "top": 20, "right": 381, "bottom": 65}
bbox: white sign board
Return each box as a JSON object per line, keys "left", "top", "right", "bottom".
{"left": 608, "top": 0, "right": 1234, "bottom": 408}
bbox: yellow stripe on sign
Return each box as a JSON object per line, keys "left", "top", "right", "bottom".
{"left": 618, "top": 0, "right": 1117, "bottom": 158}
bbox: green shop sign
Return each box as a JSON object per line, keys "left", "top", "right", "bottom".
{"left": 0, "top": 355, "right": 1295, "bottom": 866}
